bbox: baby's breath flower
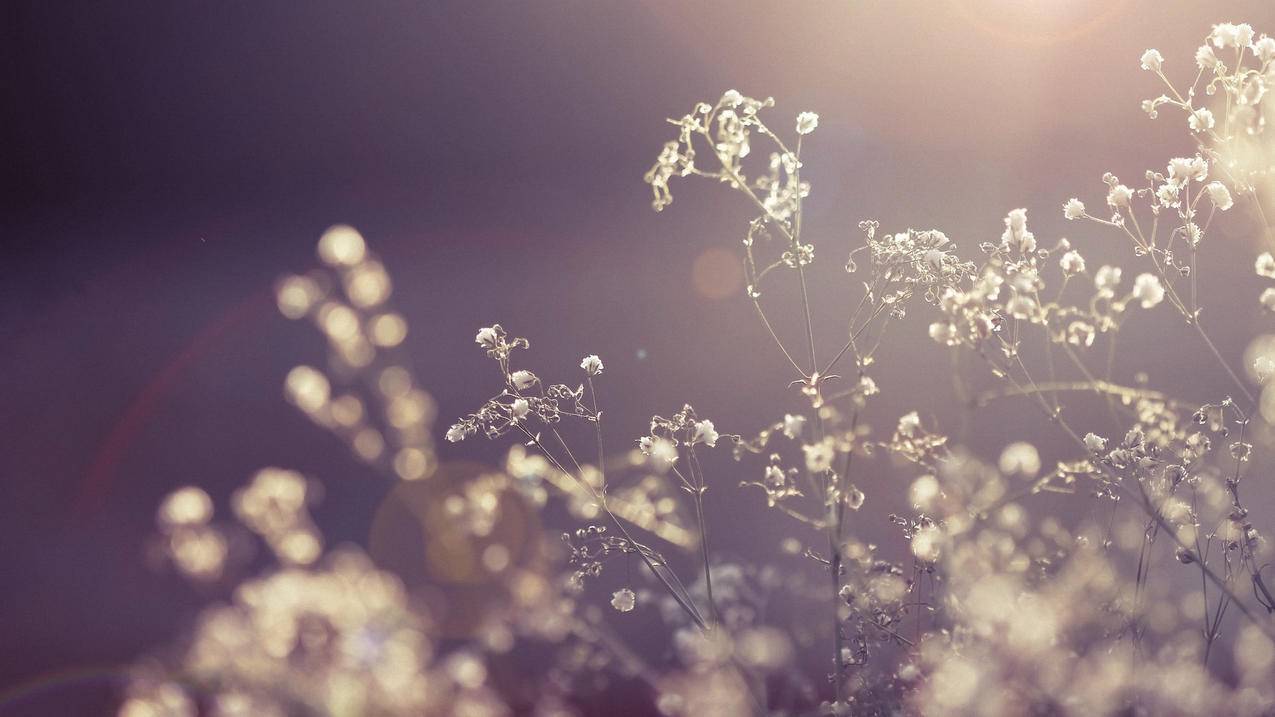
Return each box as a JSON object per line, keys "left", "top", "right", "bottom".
{"left": 610, "top": 587, "right": 636, "bottom": 613}
{"left": 446, "top": 423, "right": 469, "bottom": 443}
{"left": 1131, "top": 273, "right": 1165, "bottom": 309}
{"left": 476, "top": 326, "right": 500, "bottom": 349}
{"left": 1084, "top": 432, "right": 1108, "bottom": 453}
{"left": 1168, "top": 156, "right": 1208, "bottom": 185}
{"left": 929, "top": 321, "right": 958, "bottom": 345}
{"left": 1195, "top": 43, "right": 1220, "bottom": 71}
{"left": 1262, "top": 288, "right": 1275, "bottom": 312}
{"left": 898, "top": 411, "right": 921, "bottom": 437}
{"left": 692, "top": 419, "right": 719, "bottom": 447}
{"left": 580, "top": 354, "right": 604, "bottom": 376}
{"left": 511, "top": 398, "right": 530, "bottom": 420}
{"left": 1107, "top": 184, "right": 1133, "bottom": 207}
{"left": 782, "top": 413, "right": 806, "bottom": 440}
{"left": 511, "top": 370, "right": 538, "bottom": 391}
{"left": 1140, "top": 48, "right": 1164, "bottom": 72}
{"left": 1255, "top": 35, "right": 1275, "bottom": 63}
{"left": 1256, "top": 252, "right": 1275, "bottom": 278}
{"left": 1060, "top": 250, "right": 1086, "bottom": 275}
{"left": 802, "top": 438, "right": 836, "bottom": 474}
{"left": 795, "top": 111, "right": 819, "bottom": 135}
{"left": 1063, "top": 198, "right": 1086, "bottom": 220}
{"left": 1188, "top": 107, "right": 1215, "bottom": 133}
{"left": 1206, "top": 181, "right": 1233, "bottom": 211}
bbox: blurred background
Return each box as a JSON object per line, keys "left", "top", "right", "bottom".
{"left": 6, "top": 1, "right": 1275, "bottom": 713}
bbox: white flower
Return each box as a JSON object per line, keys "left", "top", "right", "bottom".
{"left": 898, "top": 411, "right": 921, "bottom": 437}
{"left": 782, "top": 413, "right": 806, "bottom": 439}
{"left": 764, "top": 465, "right": 785, "bottom": 487}
{"left": 611, "top": 588, "right": 636, "bottom": 613}
{"left": 446, "top": 424, "right": 468, "bottom": 443}
{"left": 511, "top": 398, "right": 530, "bottom": 420}
{"left": 929, "top": 322, "right": 958, "bottom": 345}
{"left": 1140, "top": 49, "right": 1164, "bottom": 72}
{"left": 1195, "top": 44, "right": 1219, "bottom": 71}
{"left": 1107, "top": 184, "right": 1133, "bottom": 207}
{"left": 1006, "top": 294, "right": 1038, "bottom": 320}
{"left": 580, "top": 354, "right": 604, "bottom": 376}
{"left": 1256, "top": 252, "right": 1275, "bottom": 279}
{"left": 642, "top": 437, "right": 679, "bottom": 472}
{"left": 1262, "top": 288, "right": 1275, "bottom": 312}
{"left": 1210, "top": 23, "right": 1245, "bottom": 49}
{"left": 1206, "top": 182, "right": 1233, "bottom": 211}
{"left": 1095, "top": 265, "right": 1122, "bottom": 294}
{"left": 511, "top": 370, "right": 538, "bottom": 391}
{"left": 911, "top": 525, "right": 942, "bottom": 562}
{"left": 999, "top": 442, "right": 1041, "bottom": 477}
{"left": 1168, "top": 156, "right": 1207, "bottom": 184}
{"left": 1083, "top": 432, "right": 1108, "bottom": 453}
{"left": 802, "top": 439, "right": 836, "bottom": 473}
{"left": 721, "top": 89, "right": 743, "bottom": 107}
{"left": 1063, "top": 198, "right": 1086, "bottom": 220}
{"left": 475, "top": 326, "right": 499, "bottom": 349}
{"left": 1060, "top": 250, "right": 1086, "bottom": 275}
{"left": 1188, "top": 108, "right": 1215, "bottom": 133}
{"left": 1131, "top": 273, "right": 1165, "bottom": 309}
{"left": 692, "top": 419, "right": 719, "bottom": 447}
{"left": 1255, "top": 36, "right": 1275, "bottom": 63}
{"left": 795, "top": 111, "right": 819, "bottom": 135}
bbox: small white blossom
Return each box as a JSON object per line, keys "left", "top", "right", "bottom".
{"left": 1107, "top": 184, "right": 1133, "bottom": 207}
{"left": 1140, "top": 48, "right": 1164, "bottom": 72}
{"left": 446, "top": 424, "right": 468, "bottom": 443}
{"left": 929, "top": 321, "right": 958, "bottom": 345}
{"left": 1195, "top": 44, "right": 1219, "bottom": 71}
{"left": 1131, "top": 273, "right": 1165, "bottom": 309}
{"left": 1205, "top": 182, "right": 1233, "bottom": 211}
{"left": 1255, "top": 36, "right": 1275, "bottom": 63}
{"left": 1060, "top": 250, "right": 1086, "bottom": 275}
{"left": 641, "top": 437, "right": 679, "bottom": 472}
{"left": 1256, "top": 252, "right": 1275, "bottom": 279}
{"left": 1168, "top": 156, "right": 1207, "bottom": 185}
{"left": 1084, "top": 432, "right": 1108, "bottom": 453}
{"left": 692, "top": 419, "right": 719, "bottom": 447}
{"left": 1188, "top": 108, "right": 1215, "bottom": 133}
{"left": 1210, "top": 23, "right": 1249, "bottom": 49}
{"left": 475, "top": 326, "right": 499, "bottom": 349}
{"left": 1063, "top": 198, "right": 1086, "bottom": 220}
{"left": 1094, "top": 265, "right": 1122, "bottom": 294}
{"left": 1262, "top": 288, "right": 1275, "bottom": 312}
{"left": 511, "top": 370, "right": 538, "bottom": 391}
{"left": 511, "top": 398, "right": 530, "bottom": 420}
{"left": 898, "top": 411, "right": 921, "bottom": 437}
{"left": 999, "top": 441, "right": 1041, "bottom": 477}
{"left": 803, "top": 438, "right": 836, "bottom": 474}
{"left": 782, "top": 413, "right": 806, "bottom": 440}
{"left": 795, "top": 111, "right": 819, "bottom": 135}
{"left": 611, "top": 588, "right": 636, "bottom": 613}
{"left": 580, "top": 354, "right": 604, "bottom": 376}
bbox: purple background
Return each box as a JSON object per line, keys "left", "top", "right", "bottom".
{"left": 5, "top": 2, "right": 1275, "bottom": 713}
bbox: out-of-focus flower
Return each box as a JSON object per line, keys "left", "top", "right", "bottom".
{"left": 611, "top": 588, "right": 637, "bottom": 613}
{"left": 1132, "top": 273, "right": 1165, "bottom": 308}
{"left": 803, "top": 438, "right": 836, "bottom": 473}
{"left": 782, "top": 413, "right": 806, "bottom": 439}
{"left": 1060, "top": 250, "right": 1086, "bottom": 275}
{"left": 1262, "top": 288, "right": 1275, "bottom": 312}
{"left": 1206, "top": 181, "right": 1233, "bottom": 210}
{"left": 1256, "top": 252, "right": 1275, "bottom": 278}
